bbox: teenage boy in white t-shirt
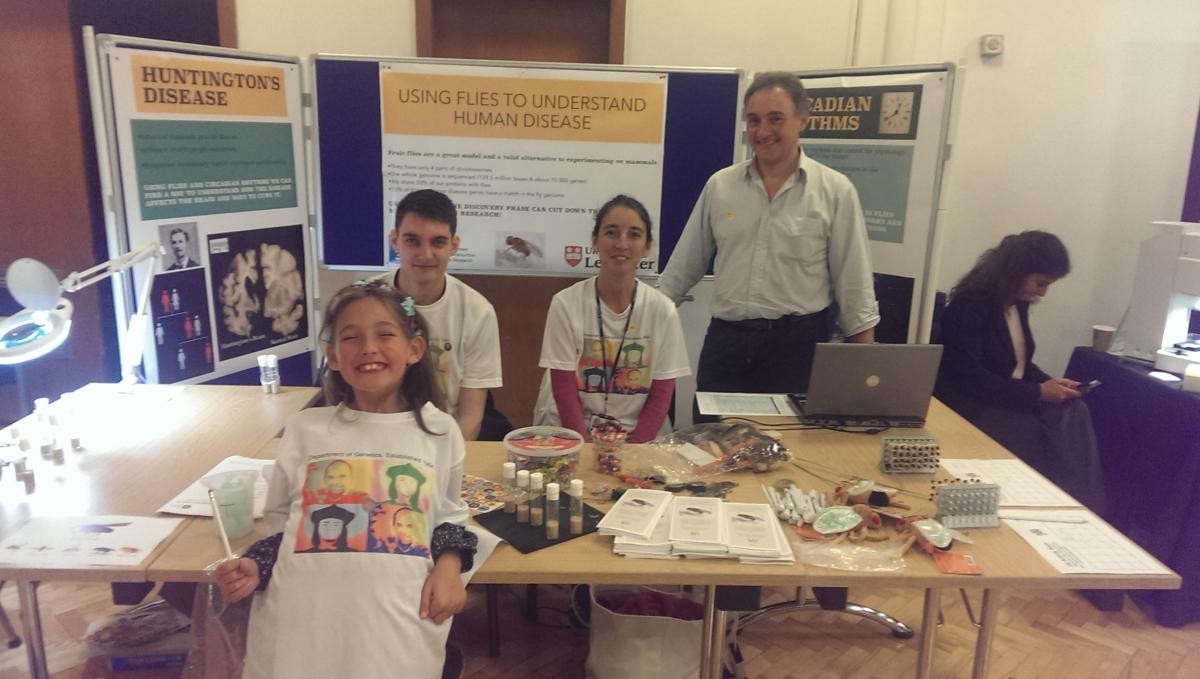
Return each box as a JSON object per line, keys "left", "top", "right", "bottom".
{"left": 386, "top": 189, "right": 505, "bottom": 440}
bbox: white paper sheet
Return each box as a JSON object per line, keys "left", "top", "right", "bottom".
{"left": 940, "top": 458, "right": 1080, "bottom": 507}
{"left": 1002, "top": 509, "right": 1172, "bottom": 575}
{"left": 0, "top": 515, "right": 182, "bottom": 567}
{"left": 158, "top": 456, "right": 273, "bottom": 517}
{"left": 695, "top": 392, "right": 798, "bottom": 417}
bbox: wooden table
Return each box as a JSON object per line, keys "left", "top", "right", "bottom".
{"left": 0, "top": 383, "right": 320, "bottom": 679}
{"left": 145, "top": 399, "right": 1180, "bottom": 679}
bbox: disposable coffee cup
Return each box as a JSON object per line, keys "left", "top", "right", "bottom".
{"left": 1092, "top": 325, "right": 1116, "bottom": 353}
{"left": 202, "top": 470, "right": 259, "bottom": 539}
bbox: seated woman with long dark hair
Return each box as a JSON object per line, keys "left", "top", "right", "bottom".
{"left": 936, "top": 230, "right": 1106, "bottom": 511}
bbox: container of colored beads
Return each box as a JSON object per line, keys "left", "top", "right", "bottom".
{"left": 503, "top": 426, "right": 584, "bottom": 484}
{"left": 590, "top": 419, "right": 628, "bottom": 475}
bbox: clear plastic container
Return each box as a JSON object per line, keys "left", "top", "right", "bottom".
{"left": 591, "top": 419, "right": 628, "bottom": 475}
{"left": 503, "top": 426, "right": 584, "bottom": 484}
{"left": 201, "top": 470, "right": 259, "bottom": 539}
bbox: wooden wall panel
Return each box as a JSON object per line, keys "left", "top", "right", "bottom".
{"left": 0, "top": 2, "right": 106, "bottom": 422}
{"left": 457, "top": 275, "right": 578, "bottom": 428}
{"left": 0, "top": 1, "right": 224, "bottom": 424}
{"left": 422, "top": 0, "right": 613, "bottom": 63}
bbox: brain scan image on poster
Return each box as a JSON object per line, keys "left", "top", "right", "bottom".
{"left": 207, "top": 224, "right": 308, "bottom": 362}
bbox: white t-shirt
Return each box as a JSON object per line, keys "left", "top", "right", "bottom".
{"left": 536, "top": 277, "right": 691, "bottom": 435}
{"left": 380, "top": 272, "right": 503, "bottom": 415}
{"left": 243, "top": 404, "right": 467, "bottom": 679}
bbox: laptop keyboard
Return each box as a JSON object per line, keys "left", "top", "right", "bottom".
{"left": 787, "top": 394, "right": 924, "bottom": 428}
{"left": 800, "top": 415, "right": 925, "bottom": 429}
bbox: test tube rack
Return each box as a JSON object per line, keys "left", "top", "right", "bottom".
{"left": 934, "top": 482, "right": 1001, "bottom": 528}
{"left": 881, "top": 436, "right": 940, "bottom": 474}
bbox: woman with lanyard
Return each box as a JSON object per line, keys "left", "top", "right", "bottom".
{"left": 536, "top": 195, "right": 691, "bottom": 442}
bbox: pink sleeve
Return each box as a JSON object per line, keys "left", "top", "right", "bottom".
{"left": 629, "top": 379, "right": 676, "bottom": 443}
{"left": 550, "top": 369, "right": 589, "bottom": 440}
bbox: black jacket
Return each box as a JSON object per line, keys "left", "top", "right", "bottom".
{"left": 935, "top": 293, "right": 1051, "bottom": 415}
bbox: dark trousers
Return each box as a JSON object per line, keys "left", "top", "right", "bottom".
{"left": 478, "top": 391, "right": 513, "bottom": 441}
{"left": 693, "top": 309, "right": 831, "bottom": 423}
{"left": 960, "top": 398, "right": 1107, "bottom": 513}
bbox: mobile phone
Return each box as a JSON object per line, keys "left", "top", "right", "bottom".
{"left": 1077, "top": 379, "right": 1101, "bottom": 393}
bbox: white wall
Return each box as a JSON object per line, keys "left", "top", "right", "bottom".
{"left": 627, "top": 0, "right": 857, "bottom": 72}
{"left": 235, "top": 0, "right": 1200, "bottom": 378}
{"left": 928, "top": 0, "right": 1200, "bottom": 374}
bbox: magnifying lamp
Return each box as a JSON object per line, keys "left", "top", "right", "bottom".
{"left": 0, "top": 242, "right": 162, "bottom": 383}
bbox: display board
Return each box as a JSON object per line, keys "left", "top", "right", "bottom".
{"left": 1186, "top": 104, "right": 1200, "bottom": 222}
{"left": 797, "top": 64, "right": 955, "bottom": 343}
{"left": 90, "top": 34, "right": 316, "bottom": 385}
{"left": 314, "top": 56, "right": 742, "bottom": 274}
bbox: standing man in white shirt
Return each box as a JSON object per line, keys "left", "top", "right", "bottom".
{"left": 659, "top": 71, "right": 879, "bottom": 402}
{"left": 386, "top": 189, "right": 507, "bottom": 440}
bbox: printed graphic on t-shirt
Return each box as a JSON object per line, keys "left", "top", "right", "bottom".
{"left": 297, "top": 503, "right": 369, "bottom": 553}
{"left": 294, "top": 454, "right": 433, "bottom": 556}
{"left": 577, "top": 334, "right": 652, "bottom": 395}
{"left": 427, "top": 336, "right": 454, "bottom": 396}
{"left": 367, "top": 502, "right": 431, "bottom": 556}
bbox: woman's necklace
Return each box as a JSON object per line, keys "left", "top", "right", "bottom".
{"left": 594, "top": 279, "right": 637, "bottom": 417}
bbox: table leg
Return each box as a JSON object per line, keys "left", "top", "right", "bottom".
{"left": 17, "top": 581, "right": 48, "bottom": 679}
{"left": 916, "top": 588, "right": 940, "bottom": 679}
{"left": 971, "top": 589, "right": 999, "bottom": 679}
{"left": 699, "top": 585, "right": 716, "bottom": 679}
{"left": 708, "top": 608, "right": 728, "bottom": 679}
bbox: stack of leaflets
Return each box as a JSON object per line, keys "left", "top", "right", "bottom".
{"left": 604, "top": 495, "right": 795, "bottom": 564}
{"left": 597, "top": 489, "right": 672, "bottom": 540}
{"left": 669, "top": 496, "right": 729, "bottom": 557}
{"left": 724, "top": 502, "right": 794, "bottom": 564}
{"left": 612, "top": 512, "right": 675, "bottom": 559}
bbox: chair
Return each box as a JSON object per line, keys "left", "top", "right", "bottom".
{"left": 735, "top": 586, "right": 914, "bottom": 639}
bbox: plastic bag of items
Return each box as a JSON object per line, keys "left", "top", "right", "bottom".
{"left": 85, "top": 599, "right": 191, "bottom": 649}
{"left": 651, "top": 422, "right": 791, "bottom": 477}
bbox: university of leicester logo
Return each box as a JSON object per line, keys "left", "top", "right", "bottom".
{"left": 564, "top": 245, "right": 583, "bottom": 267}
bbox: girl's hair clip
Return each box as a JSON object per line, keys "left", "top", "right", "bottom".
{"left": 400, "top": 296, "right": 422, "bottom": 336}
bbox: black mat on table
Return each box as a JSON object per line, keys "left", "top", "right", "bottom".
{"left": 473, "top": 502, "right": 605, "bottom": 554}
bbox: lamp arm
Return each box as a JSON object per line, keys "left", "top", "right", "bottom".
{"left": 120, "top": 248, "right": 161, "bottom": 385}
{"left": 60, "top": 242, "right": 162, "bottom": 294}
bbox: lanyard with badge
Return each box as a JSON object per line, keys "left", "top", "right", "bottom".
{"left": 593, "top": 280, "right": 638, "bottom": 421}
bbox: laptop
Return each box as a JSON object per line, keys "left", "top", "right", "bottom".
{"left": 789, "top": 343, "right": 943, "bottom": 428}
